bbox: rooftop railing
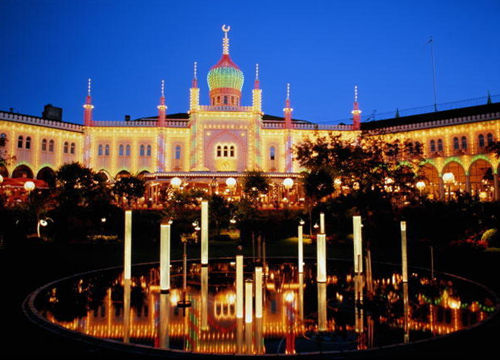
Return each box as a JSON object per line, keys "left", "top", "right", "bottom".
{"left": 262, "top": 121, "right": 353, "bottom": 131}
{"left": 93, "top": 119, "right": 189, "bottom": 128}
{"left": 199, "top": 105, "right": 254, "bottom": 112}
{"left": 0, "top": 111, "right": 84, "bottom": 132}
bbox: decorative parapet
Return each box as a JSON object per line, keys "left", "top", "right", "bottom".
{"left": 262, "top": 121, "right": 354, "bottom": 131}
{"left": 0, "top": 111, "right": 83, "bottom": 132}
{"left": 199, "top": 105, "right": 254, "bottom": 112}
{"left": 92, "top": 120, "right": 189, "bottom": 128}
{"left": 368, "top": 112, "right": 500, "bottom": 134}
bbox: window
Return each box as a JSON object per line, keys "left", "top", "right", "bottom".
{"left": 217, "top": 145, "right": 221, "bottom": 157}
{"left": 453, "top": 137, "right": 459, "bottom": 150}
{"left": 126, "top": 144, "right": 131, "bottom": 156}
{"left": 461, "top": 136, "right": 467, "bottom": 150}
{"left": 70, "top": 143, "right": 75, "bottom": 154}
{"left": 140, "top": 145, "right": 145, "bottom": 156}
{"left": 478, "top": 134, "right": 485, "bottom": 148}
{"left": 487, "top": 133, "right": 494, "bottom": 146}
{"left": 146, "top": 145, "right": 151, "bottom": 156}
{"left": 49, "top": 140, "right": 54, "bottom": 152}
{"left": 18, "top": 135, "right": 23, "bottom": 148}
{"left": 0, "top": 133, "right": 6, "bottom": 147}
{"left": 224, "top": 96, "right": 228, "bottom": 105}
{"left": 119, "top": 144, "right": 124, "bottom": 156}
{"left": 230, "top": 145, "right": 235, "bottom": 157}
{"left": 437, "top": 139, "right": 443, "bottom": 152}
{"left": 430, "top": 140, "right": 436, "bottom": 153}
{"left": 105, "top": 144, "right": 110, "bottom": 156}
{"left": 407, "top": 142, "right": 414, "bottom": 154}
{"left": 63, "top": 142, "right": 69, "bottom": 153}
{"left": 223, "top": 145, "right": 228, "bottom": 157}
{"left": 25, "top": 137, "right": 31, "bottom": 150}
{"left": 98, "top": 144, "right": 103, "bottom": 156}
{"left": 175, "top": 145, "right": 181, "bottom": 160}
{"left": 42, "top": 139, "right": 47, "bottom": 151}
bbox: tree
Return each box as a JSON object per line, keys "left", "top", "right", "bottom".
{"left": 242, "top": 170, "right": 270, "bottom": 202}
{"left": 113, "top": 175, "right": 146, "bottom": 207}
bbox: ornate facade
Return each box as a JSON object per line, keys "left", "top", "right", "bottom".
{"left": 1, "top": 26, "right": 499, "bottom": 201}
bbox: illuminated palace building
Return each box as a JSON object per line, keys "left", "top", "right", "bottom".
{"left": 1, "top": 26, "right": 499, "bottom": 202}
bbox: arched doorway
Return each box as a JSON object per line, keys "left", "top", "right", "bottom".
{"left": 12, "top": 164, "right": 34, "bottom": 179}
{"left": 36, "top": 166, "right": 56, "bottom": 188}
{"left": 442, "top": 161, "right": 466, "bottom": 199}
{"left": 418, "top": 163, "right": 440, "bottom": 199}
{"left": 115, "top": 170, "right": 130, "bottom": 180}
{"left": 0, "top": 164, "right": 8, "bottom": 177}
{"left": 97, "top": 170, "right": 112, "bottom": 183}
{"left": 469, "top": 159, "right": 494, "bottom": 200}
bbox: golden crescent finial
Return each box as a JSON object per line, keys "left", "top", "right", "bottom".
{"left": 222, "top": 24, "right": 230, "bottom": 33}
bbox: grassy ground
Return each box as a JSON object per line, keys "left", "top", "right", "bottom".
{"left": 1, "top": 237, "right": 499, "bottom": 359}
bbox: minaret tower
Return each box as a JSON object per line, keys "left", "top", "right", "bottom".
{"left": 83, "top": 78, "right": 94, "bottom": 126}
{"left": 252, "top": 63, "right": 262, "bottom": 113}
{"left": 157, "top": 80, "right": 167, "bottom": 127}
{"left": 352, "top": 85, "right": 362, "bottom": 130}
{"left": 189, "top": 62, "right": 200, "bottom": 112}
{"left": 83, "top": 78, "right": 94, "bottom": 168}
{"left": 283, "top": 83, "right": 294, "bottom": 172}
{"left": 157, "top": 80, "right": 167, "bottom": 172}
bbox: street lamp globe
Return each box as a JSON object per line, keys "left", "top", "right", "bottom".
{"left": 226, "top": 177, "right": 237, "bottom": 189}
{"left": 416, "top": 181, "right": 426, "bottom": 192}
{"left": 24, "top": 180, "right": 36, "bottom": 192}
{"left": 0, "top": 174, "right": 3, "bottom": 184}
{"left": 442, "top": 172, "right": 455, "bottom": 185}
{"left": 283, "top": 177, "right": 294, "bottom": 190}
{"left": 170, "top": 177, "right": 182, "bottom": 188}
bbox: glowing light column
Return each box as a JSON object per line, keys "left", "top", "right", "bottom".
{"left": 401, "top": 221, "right": 408, "bottom": 283}
{"left": 160, "top": 223, "right": 171, "bottom": 293}
{"left": 298, "top": 223, "right": 304, "bottom": 273}
{"left": 318, "top": 282, "right": 327, "bottom": 331}
{"left": 124, "top": 210, "right": 132, "bottom": 280}
{"left": 201, "top": 200, "right": 209, "bottom": 266}
{"left": 353, "top": 216, "right": 363, "bottom": 274}
{"left": 317, "top": 232, "right": 327, "bottom": 283}
{"left": 236, "top": 254, "right": 244, "bottom": 319}
{"left": 255, "top": 266, "right": 263, "bottom": 318}
{"left": 201, "top": 266, "right": 208, "bottom": 331}
{"left": 320, "top": 212, "right": 325, "bottom": 234}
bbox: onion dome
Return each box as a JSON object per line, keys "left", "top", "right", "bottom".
{"left": 207, "top": 25, "right": 244, "bottom": 107}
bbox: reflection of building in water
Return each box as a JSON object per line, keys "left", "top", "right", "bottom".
{"left": 44, "top": 270, "right": 494, "bottom": 355}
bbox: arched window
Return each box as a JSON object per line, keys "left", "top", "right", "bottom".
{"left": 224, "top": 96, "right": 228, "bottom": 105}
{"left": 140, "top": 145, "right": 145, "bottom": 156}
{"left": 217, "top": 145, "right": 221, "bottom": 157}
{"left": 41, "top": 139, "right": 47, "bottom": 151}
{"left": 48, "top": 140, "right": 54, "bottom": 152}
{"left": 25, "top": 136, "right": 31, "bottom": 149}
{"left": 461, "top": 136, "right": 467, "bottom": 150}
{"left": 146, "top": 145, "right": 151, "bottom": 156}
{"left": 223, "top": 145, "right": 228, "bottom": 157}
{"left": 270, "top": 146, "right": 276, "bottom": 160}
{"left": 175, "top": 145, "right": 181, "bottom": 160}
{"left": 230, "top": 145, "right": 235, "bottom": 157}
{"left": 478, "top": 134, "right": 485, "bottom": 148}
{"left": 98, "top": 144, "right": 103, "bottom": 156}
{"left": 119, "top": 144, "right": 124, "bottom": 156}
{"left": 487, "top": 133, "right": 494, "bottom": 146}
{"left": 18, "top": 135, "right": 23, "bottom": 148}
{"left": 63, "top": 142, "right": 69, "bottom": 153}
{"left": 105, "top": 144, "right": 110, "bottom": 156}
{"left": 407, "top": 142, "right": 414, "bottom": 154}
{"left": 70, "top": 143, "right": 75, "bottom": 154}
{"left": 453, "top": 137, "right": 459, "bottom": 150}
{"left": 125, "top": 144, "right": 131, "bottom": 156}
{"left": 0, "top": 133, "right": 6, "bottom": 147}
{"left": 437, "top": 139, "right": 443, "bottom": 152}
{"left": 430, "top": 140, "right": 436, "bottom": 153}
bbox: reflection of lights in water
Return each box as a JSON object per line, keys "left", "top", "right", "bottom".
{"left": 284, "top": 291, "right": 294, "bottom": 303}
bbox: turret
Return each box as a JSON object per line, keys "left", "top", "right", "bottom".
{"left": 189, "top": 62, "right": 200, "bottom": 112}
{"left": 352, "top": 85, "right": 362, "bottom": 130}
{"left": 252, "top": 64, "right": 262, "bottom": 113}
{"left": 157, "top": 80, "right": 167, "bottom": 127}
{"left": 83, "top": 78, "right": 94, "bottom": 126}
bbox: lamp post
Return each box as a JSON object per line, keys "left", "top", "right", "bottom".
{"left": 442, "top": 172, "right": 455, "bottom": 201}
{"left": 298, "top": 219, "right": 305, "bottom": 273}
{"left": 37, "top": 217, "right": 53, "bottom": 239}
{"left": 283, "top": 177, "right": 294, "bottom": 204}
{"left": 416, "top": 180, "right": 426, "bottom": 198}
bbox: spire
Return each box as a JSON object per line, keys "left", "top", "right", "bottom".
{"left": 83, "top": 78, "right": 94, "bottom": 126}
{"left": 254, "top": 63, "right": 260, "bottom": 89}
{"left": 351, "top": 85, "right": 362, "bottom": 130}
{"left": 157, "top": 80, "right": 167, "bottom": 126}
{"left": 192, "top": 61, "right": 198, "bottom": 88}
{"left": 222, "top": 24, "right": 230, "bottom": 55}
{"left": 283, "top": 83, "right": 293, "bottom": 129}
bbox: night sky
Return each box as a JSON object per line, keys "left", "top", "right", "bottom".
{"left": 1, "top": 0, "right": 499, "bottom": 125}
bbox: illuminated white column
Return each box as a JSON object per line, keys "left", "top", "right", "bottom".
{"left": 159, "top": 293, "right": 170, "bottom": 349}
{"left": 317, "top": 282, "right": 327, "bottom": 331}
{"left": 353, "top": 216, "right": 363, "bottom": 274}
{"left": 320, "top": 212, "right": 325, "bottom": 234}
{"left": 160, "top": 224, "right": 171, "bottom": 293}
{"left": 201, "top": 266, "right": 208, "bottom": 330}
{"left": 298, "top": 225, "right": 304, "bottom": 273}
{"left": 255, "top": 266, "right": 263, "bottom": 319}
{"left": 245, "top": 279, "right": 253, "bottom": 323}
{"left": 401, "top": 221, "right": 408, "bottom": 283}
{"left": 317, "top": 233, "right": 327, "bottom": 283}
{"left": 124, "top": 210, "right": 132, "bottom": 280}
{"left": 123, "top": 279, "right": 131, "bottom": 343}
{"left": 236, "top": 255, "right": 244, "bottom": 319}
{"left": 201, "top": 200, "right": 209, "bottom": 265}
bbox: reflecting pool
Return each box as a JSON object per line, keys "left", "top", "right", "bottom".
{"left": 28, "top": 259, "right": 497, "bottom": 355}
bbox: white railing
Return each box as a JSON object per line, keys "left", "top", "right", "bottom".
{"left": 262, "top": 122, "right": 353, "bottom": 131}
{"left": 92, "top": 120, "right": 189, "bottom": 128}
{"left": 199, "top": 105, "right": 254, "bottom": 112}
{"left": 0, "top": 111, "right": 84, "bottom": 132}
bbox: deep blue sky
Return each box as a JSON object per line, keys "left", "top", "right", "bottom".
{"left": 1, "top": 0, "right": 500, "bottom": 125}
